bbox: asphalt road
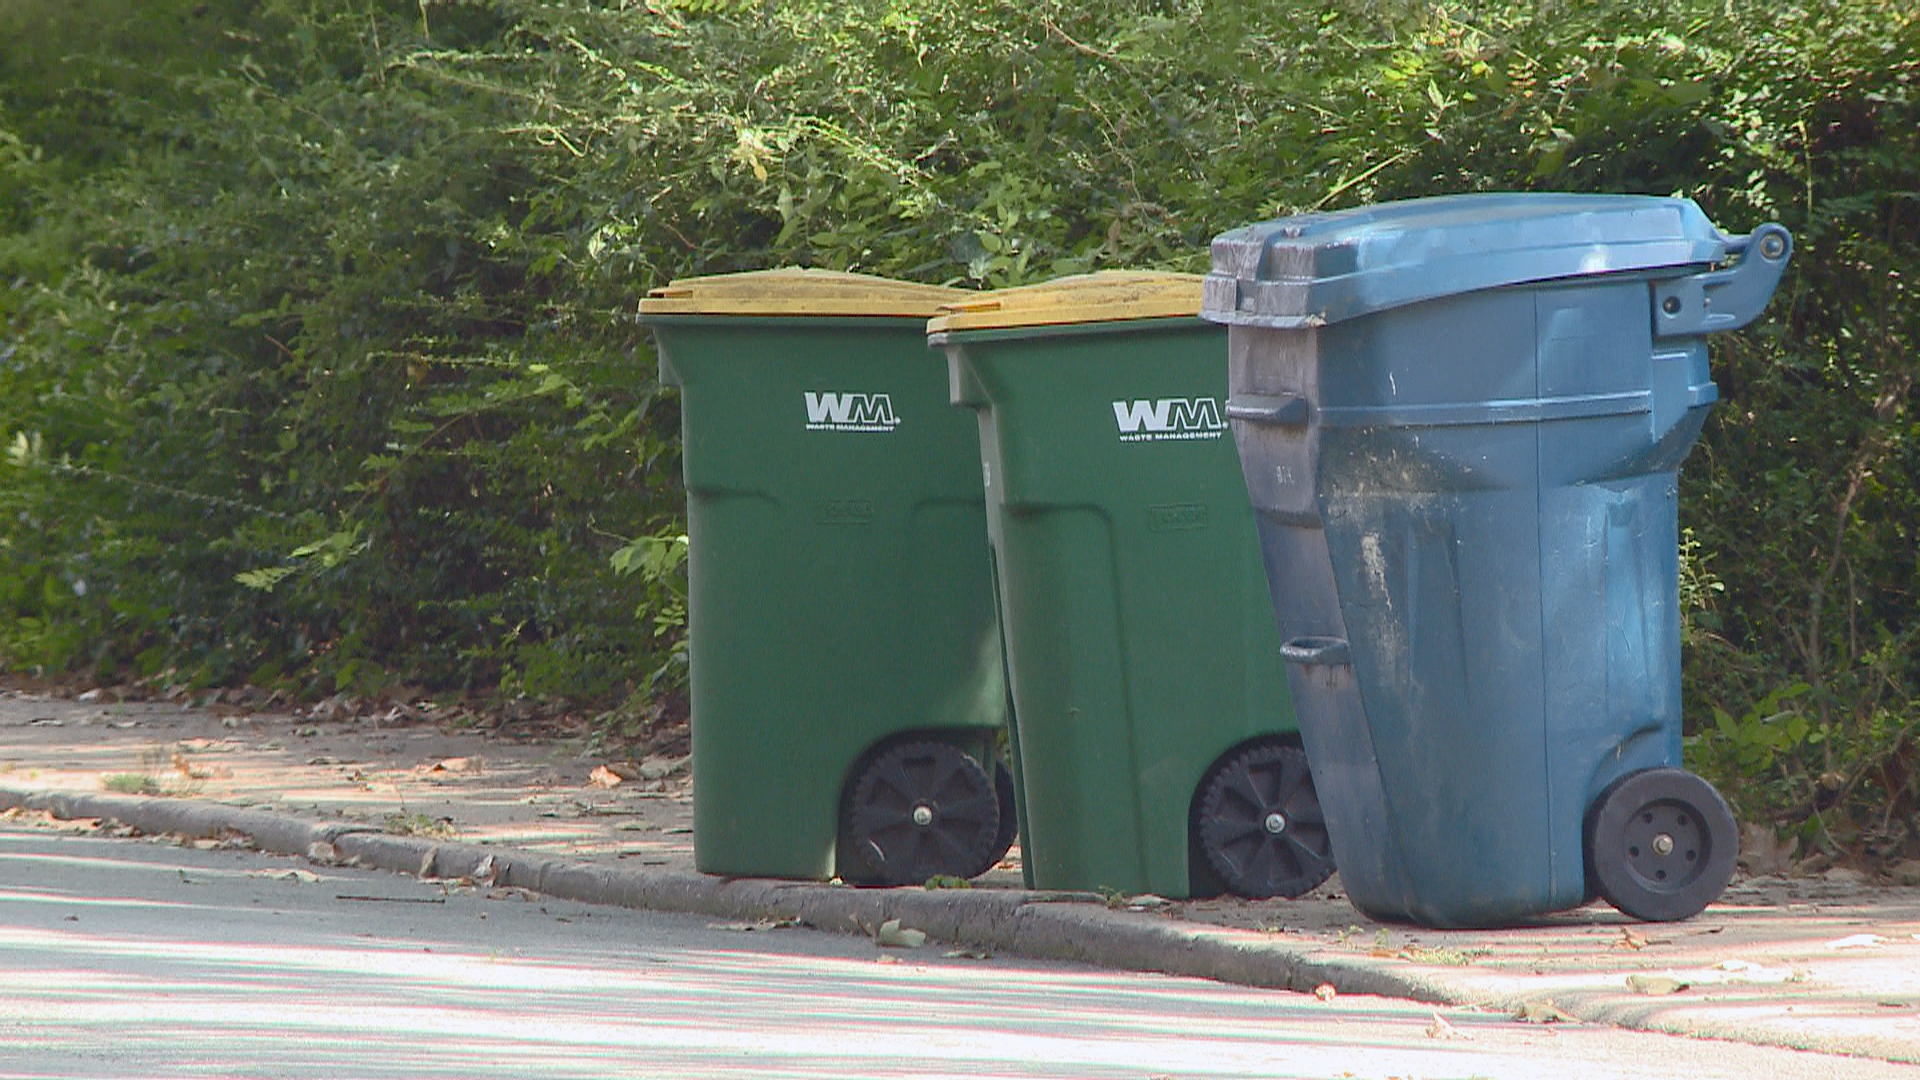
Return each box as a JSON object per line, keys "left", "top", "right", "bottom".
{"left": 2, "top": 824, "right": 1915, "bottom": 1080}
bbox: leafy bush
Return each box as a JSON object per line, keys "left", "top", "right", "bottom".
{"left": 2, "top": 1, "right": 681, "bottom": 702}
{"left": 2, "top": 0, "right": 1915, "bottom": 844}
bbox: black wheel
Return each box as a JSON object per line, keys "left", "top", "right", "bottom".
{"left": 1585, "top": 768, "right": 1737, "bottom": 922}
{"left": 1195, "top": 741, "right": 1336, "bottom": 899}
{"left": 843, "top": 741, "right": 1002, "bottom": 886}
{"left": 985, "top": 759, "right": 1019, "bottom": 872}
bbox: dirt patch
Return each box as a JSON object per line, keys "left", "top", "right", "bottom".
{"left": 0, "top": 687, "right": 697, "bottom": 865}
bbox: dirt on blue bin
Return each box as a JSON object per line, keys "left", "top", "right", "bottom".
{"left": 1202, "top": 194, "right": 1791, "bottom": 928}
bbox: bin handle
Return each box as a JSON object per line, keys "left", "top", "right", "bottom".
{"left": 1281, "top": 636, "right": 1350, "bottom": 666}
{"left": 1652, "top": 223, "right": 1792, "bottom": 339}
{"left": 1226, "top": 394, "right": 1310, "bottom": 428}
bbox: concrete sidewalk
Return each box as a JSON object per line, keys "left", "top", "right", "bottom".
{"left": 3, "top": 688, "right": 1917, "bottom": 1066}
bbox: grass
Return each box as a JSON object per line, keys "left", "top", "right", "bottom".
{"left": 384, "top": 811, "right": 457, "bottom": 838}
{"left": 101, "top": 773, "right": 166, "bottom": 795}
{"left": 1402, "top": 945, "right": 1491, "bottom": 967}
{"left": 99, "top": 745, "right": 204, "bottom": 797}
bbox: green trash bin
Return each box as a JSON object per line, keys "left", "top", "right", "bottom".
{"left": 641, "top": 269, "right": 1015, "bottom": 886}
{"left": 928, "top": 272, "right": 1332, "bottom": 900}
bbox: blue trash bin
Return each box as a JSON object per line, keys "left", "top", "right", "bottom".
{"left": 1203, "top": 194, "right": 1790, "bottom": 927}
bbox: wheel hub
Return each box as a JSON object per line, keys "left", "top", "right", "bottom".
{"left": 844, "top": 741, "right": 1003, "bottom": 886}
{"left": 1621, "top": 802, "right": 1704, "bottom": 886}
{"left": 1587, "top": 768, "right": 1738, "bottom": 922}
{"left": 1194, "top": 741, "right": 1335, "bottom": 900}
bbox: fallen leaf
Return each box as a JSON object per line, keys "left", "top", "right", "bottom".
{"left": 429, "top": 757, "right": 476, "bottom": 774}
{"left": 943, "top": 948, "right": 993, "bottom": 960}
{"left": 588, "top": 765, "right": 624, "bottom": 789}
{"left": 1616, "top": 927, "right": 1651, "bottom": 950}
{"left": 637, "top": 755, "right": 689, "bottom": 781}
{"left": 1515, "top": 1000, "right": 1576, "bottom": 1024}
{"left": 1627, "top": 974, "right": 1690, "bottom": 996}
{"left": 1425, "top": 1012, "right": 1467, "bottom": 1040}
{"left": 469, "top": 853, "right": 498, "bottom": 886}
{"left": 875, "top": 918, "right": 927, "bottom": 948}
{"left": 1825, "top": 933, "right": 1886, "bottom": 950}
{"left": 708, "top": 919, "right": 801, "bottom": 933}
{"left": 1312, "top": 983, "right": 1338, "bottom": 1002}
{"left": 1737, "top": 821, "right": 1798, "bottom": 875}
{"left": 249, "top": 868, "right": 321, "bottom": 883}
{"left": 875, "top": 954, "right": 903, "bottom": 965}
{"left": 1700, "top": 959, "right": 1803, "bottom": 985}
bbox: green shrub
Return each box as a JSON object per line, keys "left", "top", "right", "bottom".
{"left": 1, "top": 0, "right": 1915, "bottom": 842}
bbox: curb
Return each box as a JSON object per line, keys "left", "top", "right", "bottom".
{"left": 0, "top": 785, "right": 1443, "bottom": 1005}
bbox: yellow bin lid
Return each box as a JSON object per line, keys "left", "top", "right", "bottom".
{"left": 926, "top": 271, "right": 1204, "bottom": 334}
{"left": 640, "top": 268, "right": 965, "bottom": 318}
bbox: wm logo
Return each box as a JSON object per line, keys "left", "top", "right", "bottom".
{"left": 1112, "top": 398, "right": 1226, "bottom": 442}
{"left": 805, "top": 392, "right": 901, "bottom": 432}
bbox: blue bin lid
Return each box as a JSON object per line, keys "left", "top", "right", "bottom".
{"left": 1201, "top": 193, "right": 1733, "bottom": 329}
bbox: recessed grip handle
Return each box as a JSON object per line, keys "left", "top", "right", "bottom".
{"left": 1280, "top": 636, "right": 1351, "bottom": 666}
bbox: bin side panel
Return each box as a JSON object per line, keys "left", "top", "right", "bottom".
{"left": 1540, "top": 472, "right": 1685, "bottom": 830}
{"left": 1317, "top": 291, "right": 1538, "bottom": 411}
{"left": 1532, "top": 282, "right": 1701, "bottom": 903}
{"left": 1118, "top": 452, "right": 1303, "bottom": 896}
{"left": 1230, "top": 327, "right": 1424, "bottom": 918}
{"left": 1320, "top": 425, "right": 1555, "bottom": 927}
{"left": 1252, "top": 513, "right": 1418, "bottom": 919}
{"left": 908, "top": 499, "right": 1009, "bottom": 733}
{"left": 991, "top": 503, "right": 1151, "bottom": 893}
{"left": 954, "top": 326, "right": 1301, "bottom": 899}
{"left": 1538, "top": 432, "right": 1704, "bottom": 903}
{"left": 983, "top": 541, "right": 1037, "bottom": 889}
{"left": 685, "top": 491, "right": 836, "bottom": 878}
{"left": 659, "top": 322, "right": 1003, "bottom": 881}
